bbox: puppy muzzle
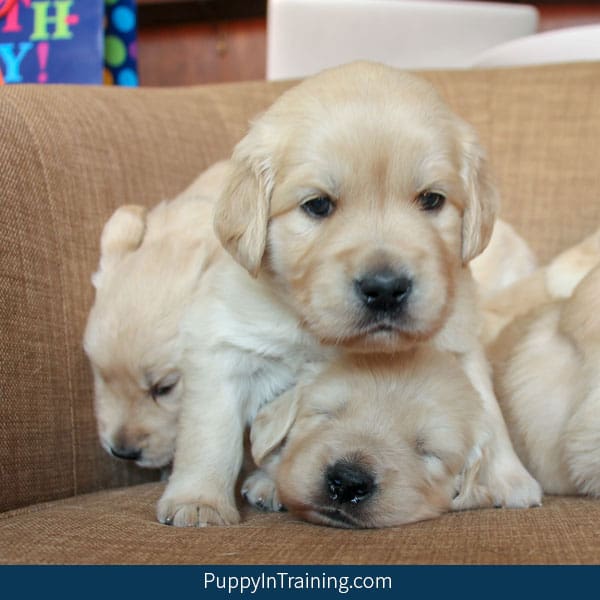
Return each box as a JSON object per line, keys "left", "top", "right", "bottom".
{"left": 354, "top": 269, "right": 413, "bottom": 315}
{"left": 297, "top": 459, "right": 377, "bottom": 529}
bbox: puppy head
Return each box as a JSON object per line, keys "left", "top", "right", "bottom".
{"left": 252, "top": 349, "right": 482, "bottom": 528}
{"left": 215, "top": 62, "right": 497, "bottom": 352}
{"left": 84, "top": 201, "right": 215, "bottom": 468}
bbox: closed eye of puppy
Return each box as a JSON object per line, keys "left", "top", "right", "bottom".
{"left": 490, "top": 258, "right": 600, "bottom": 497}
{"left": 248, "top": 348, "right": 492, "bottom": 528}
{"left": 83, "top": 162, "right": 228, "bottom": 469}
{"left": 158, "top": 61, "right": 540, "bottom": 528}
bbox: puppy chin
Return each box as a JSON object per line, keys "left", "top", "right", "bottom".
{"left": 294, "top": 505, "right": 365, "bottom": 529}
{"left": 100, "top": 433, "right": 174, "bottom": 469}
{"left": 280, "top": 485, "right": 441, "bottom": 529}
{"left": 340, "top": 327, "right": 429, "bottom": 353}
{"left": 136, "top": 453, "right": 173, "bottom": 469}
{"left": 277, "top": 487, "right": 369, "bottom": 529}
{"left": 136, "top": 439, "right": 176, "bottom": 469}
{"left": 316, "top": 318, "right": 443, "bottom": 353}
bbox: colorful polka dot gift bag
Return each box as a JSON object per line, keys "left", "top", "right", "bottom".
{"left": 103, "top": 0, "right": 137, "bottom": 86}
{"left": 0, "top": 0, "right": 104, "bottom": 83}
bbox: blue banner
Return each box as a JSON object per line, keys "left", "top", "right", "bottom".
{"left": 1, "top": 565, "right": 599, "bottom": 600}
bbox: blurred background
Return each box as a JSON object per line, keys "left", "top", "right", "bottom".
{"left": 3, "top": 1, "right": 596, "bottom": 86}
{"left": 137, "top": 0, "right": 600, "bottom": 86}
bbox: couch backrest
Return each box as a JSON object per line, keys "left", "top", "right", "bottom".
{"left": 1, "top": 63, "right": 599, "bottom": 512}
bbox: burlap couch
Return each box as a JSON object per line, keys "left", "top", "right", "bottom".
{"left": 1, "top": 62, "right": 600, "bottom": 565}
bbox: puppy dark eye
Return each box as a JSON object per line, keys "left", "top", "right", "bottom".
{"left": 150, "top": 381, "right": 177, "bottom": 400}
{"left": 301, "top": 196, "right": 335, "bottom": 218}
{"left": 417, "top": 191, "right": 445, "bottom": 211}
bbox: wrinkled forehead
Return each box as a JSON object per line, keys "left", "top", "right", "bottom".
{"left": 298, "top": 369, "right": 388, "bottom": 421}
{"left": 272, "top": 97, "right": 463, "bottom": 202}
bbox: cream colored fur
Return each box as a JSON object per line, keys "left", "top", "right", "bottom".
{"left": 248, "top": 348, "right": 492, "bottom": 528}
{"left": 489, "top": 229, "right": 600, "bottom": 495}
{"left": 157, "top": 62, "right": 540, "bottom": 528}
{"left": 471, "top": 218, "right": 538, "bottom": 302}
{"left": 83, "top": 162, "right": 228, "bottom": 469}
{"left": 482, "top": 227, "right": 600, "bottom": 345}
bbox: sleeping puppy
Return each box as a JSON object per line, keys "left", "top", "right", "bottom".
{"left": 83, "top": 162, "right": 228, "bottom": 469}
{"left": 470, "top": 218, "right": 538, "bottom": 302}
{"left": 481, "top": 227, "right": 600, "bottom": 345}
{"left": 158, "top": 61, "right": 540, "bottom": 527}
{"left": 489, "top": 234, "right": 600, "bottom": 496}
{"left": 247, "top": 348, "right": 493, "bottom": 528}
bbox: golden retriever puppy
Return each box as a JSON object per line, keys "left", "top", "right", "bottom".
{"left": 481, "top": 227, "right": 600, "bottom": 345}
{"left": 83, "top": 162, "right": 228, "bottom": 469}
{"left": 490, "top": 261, "right": 600, "bottom": 496}
{"left": 248, "top": 348, "right": 492, "bottom": 528}
{"left": 470, "top": 218, "right": 538, "bottom": 302}
{"left": 157, "top": 61, "right": 540, "bottom": 527}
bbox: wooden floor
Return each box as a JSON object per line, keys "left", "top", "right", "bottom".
{"left": 137, "top": 4, "right": 600, "bottom": 86}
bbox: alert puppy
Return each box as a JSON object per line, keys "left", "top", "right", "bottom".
{"left": 158, "top": 61, "right": 540, "bottom": 527}
{"left": 83, "top": 162, "right": 228, "bottom": 469}
{"left": 248, "top": 349, "right": 493, "bottom": 528}
{"left": 489, "top": 232, "right": 600, "bottom": 495}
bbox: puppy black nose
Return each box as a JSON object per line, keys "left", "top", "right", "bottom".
{"left": 326, "top": 461, "right": 375, "bottom": 505}
{"left": 354, "top": 270, "right": 412, "bottom": 312}
{"left": 110, "top": 445, "right": 142, "bottom": 461}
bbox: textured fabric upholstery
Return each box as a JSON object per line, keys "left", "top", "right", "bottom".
{"left": 1, "top": 62, "right": 600, "bottom": 563}
{"left": 1, "top": 483, "right": 600, "bottom": 564}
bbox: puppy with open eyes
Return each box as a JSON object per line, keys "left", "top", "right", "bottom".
{"left": 83, "top": 161, "right": 229, "bottom": 470}
{"left": 247, "top": 348, "right": 493, "bottom": 528}
{"left": 157, "top": 61, "right": 541, "bottom": 527}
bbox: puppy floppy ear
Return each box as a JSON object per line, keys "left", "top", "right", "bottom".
{"left": 213, "top": 136, "right": 274, "bottom": 277}
{"left": 92, "top": 204, "right": 147, "bottom": 287}
{"left": 457, "top": 122, "right": 499, "bottom": 264}
{"left": 250, "top": 389, "right": 298, "bottom": 466}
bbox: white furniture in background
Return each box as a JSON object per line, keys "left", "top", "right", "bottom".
{"left": 471, "top": 24, "right": 600, "bottom": 67}
{"left": 267, "top": 0, "right": 539, "bottom": 80}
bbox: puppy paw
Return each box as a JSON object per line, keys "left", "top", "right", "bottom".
{"left": 157, "top": 495, "right": 240, "bottom": 527}
{"left": 241, "top": 469, "right": 285, "bottom": 512}
{"left": 488, "top": 463, "right": 543, "bottom": 508}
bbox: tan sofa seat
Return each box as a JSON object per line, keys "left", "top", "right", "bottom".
{"left": 2, "top": 62, "right": 600, "bottom": 564}
{"left": 2, "top": 482, "right": 600, "bottom": 564}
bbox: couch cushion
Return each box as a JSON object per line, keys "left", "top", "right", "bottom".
{"left": 2, "top": 62, "right": 600, "bottom": 513}
{"left": 1, "top": 482, "right": 599, "bottom": 564}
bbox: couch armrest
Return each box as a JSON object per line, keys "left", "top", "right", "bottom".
{"left": 0, "top": 81, "right": 291, "bottom": 512}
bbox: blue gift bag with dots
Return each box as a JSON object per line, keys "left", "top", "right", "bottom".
{"left": 104, "top": 0, "right": 137, "bottom": 86}
{"left": 0, "top": 0, "right": 137, "bottom": 85}
{"left": 0, "top": 0, "right": 104, "bottom": 84}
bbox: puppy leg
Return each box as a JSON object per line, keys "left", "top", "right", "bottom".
{"left": 460, "top": 347, "right": 543, "bottom": 508}
{"left": 564, "top": 385, "right": 600, "bottom": 496}
{"left": 241, "top": 468, "right": 284, "bottom": 512}
{"left": 157, "top": 369, "right": 243, "bottom": 527}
